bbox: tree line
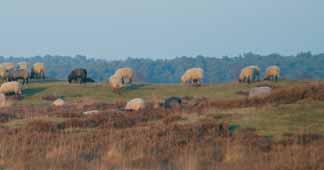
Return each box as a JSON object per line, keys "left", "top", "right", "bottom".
{"left": 0, "top": 52, "right": 323, "bottom": 83}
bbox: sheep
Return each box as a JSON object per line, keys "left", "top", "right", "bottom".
{"left": 125, "top": 98, "right": 145, "bottom": 111}
{"left": 0, "top": 65, "right": 8, "bottom": 81}
{"left": 180, "top": 68, "right": 204, "bottom": 86}
{"left": 248, "top": 86, "right": 272, "bottom": 99}
{"left": 163, "top": 96, "right": 182, "bottom": 109}
{"left": 31, "top": 62, "right": 45, "bottom": 79}
{"left": 52, "top": 98, "right": 65, "bottom": 107}
{"left": 239, "top": 65, "right": 260, "bottom": 83}
{"left": 68, "top": 68, "right": 87, "bottom": 84}
{"left": 8, "top": 69, "right": 29, "bottom": 85}
{"left": 2, "top": 63, "right": 14, "bottom": 72}
{"left": 109, "top": 74, "right": 123, "bottom": 92}
{"left": 114, "top": 67, "right": 134, "bottom": 84}
{"left": 0, "top": 81, "right": 22, "bottom": 96}
{"left": 17, "top": 62, "right": 28, "bottom": 70}
{"left": 264, "top": 65, "right": 280, "bottom": 81}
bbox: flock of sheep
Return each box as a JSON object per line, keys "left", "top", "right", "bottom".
{"left": 0, "top": 62, "right": 46, "bottom": 96}
{"left": 108, "top": 65, "right": 280, "bottom": 91}
{"left": 0, "top": 62, "right": 281, "bottom": 110}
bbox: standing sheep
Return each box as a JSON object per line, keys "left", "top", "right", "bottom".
{"left": 31, "top": 63, "right": 45, "bottom": 79}
{"left": 8, "top": 69, "right": 29, "bottom": 85}
{"left": 125, "top": 98, "right": 145, "bottom": 111}
{"left": 0, "top": 65, "right": 8, "bottom": 81}
{"left": 17, "top": 62, "right": 28, "bottom": 70}
{"left": 109, "top": 75, "right": 123, "bottom": 92}
{"left": 2, "top": 63, "right": 14, "bottom": 72}
{"left": 114, "top": 67, "right": 134, "bottom": 84}
{"left": 264, "top": 65, "right": 280, "bottom": 81}
{"left": 239, "top": 65, "right": 260, "bottom": 83}
{"left": 181, "top": 68, "right": 204, "bottom": 86}
{"left": 0, "top": 81, "right": 22, "bottom": 96}
{"left": 68, "top": 68, "right": 87, "bottom": 84}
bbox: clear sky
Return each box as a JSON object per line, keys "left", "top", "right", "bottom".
{"left": 0, "top": 0, "right": 323, "bottom": 59}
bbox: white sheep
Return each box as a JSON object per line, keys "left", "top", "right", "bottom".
{"left": 109, "top": 74, "right": 123, "bottom": 91}
{"left": 114, "top": 67, "right": 134, "bottom": 84}
{"left": 180, "top": 67, "right": 204, "bottom": 86}
{"left": 0, "top": 65, "right": 8, "bottom": 81}
{"left": 17, "top": 62, "right": 28, "bottom": 70}
{"left": 0, "top": 81, "right": 22, "bottom": 96}
{"left": 2, "top": 63, "right": 14, "bottom": 71}
{"left": 52, "top": 98, "right": 65, "bottom": 107}
{"left": 125, "top": 98, "right": 145, "bottom": 111}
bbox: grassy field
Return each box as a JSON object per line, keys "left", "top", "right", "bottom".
{"left": 21, "top": 80, "right": 291, "bottom": 103}
{"left": 14, "top": 80, "right": 324, "bottom": 136}
{"left": 0, "top": 80, "right": 324, "bottom": 169}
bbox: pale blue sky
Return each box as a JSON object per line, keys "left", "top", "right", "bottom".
{"left": 0, "top": 0, "right": 323, "bottom": 59}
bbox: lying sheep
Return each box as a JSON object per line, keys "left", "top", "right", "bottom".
{"left": 31, "top": 62, "right": 45, "bottom": 79}
{"left": 0, "top": 81, "right": 22, "bottom": 96}
{"left": 125, "top": 98, "right": 145, "bottom": 111}
{"left": 239, "top": 65, "right": 260, "bottom": 83}
{"left": 264, "top": 65, "right": 280, "bottom": 81}
{"left": 181, "top": 67, "right": 204, "bottom": 86}
{"left": 163, "top": 96, "right": 182, "bottom": 109}
{"left": 17, "top": 62, "right": 28, "bottom": 70}
{"left": 109, "top": 75, "right": 123, "bottom": 92}
{"left": 8, "top": 69, "right": 29, "bottom": 85}
{"left": 114, "top": 67, "right": 134, "bottom": 84}
{"left": 248, "top": 86, "right": 272, "bottom": 99}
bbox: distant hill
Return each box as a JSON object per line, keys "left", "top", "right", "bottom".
{"left": 0, "top": 52, "right": 323, "bottom": 83}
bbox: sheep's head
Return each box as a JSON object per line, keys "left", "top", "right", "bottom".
{"left": 180, "top": 75, "right": 188, "bottom": 84}
{"left": 109, "top": 75, "right": 123, "bottom": 89}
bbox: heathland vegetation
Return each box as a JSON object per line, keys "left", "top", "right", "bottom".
{"left": 0, "top": 80, "right": 324, "bottom": 169}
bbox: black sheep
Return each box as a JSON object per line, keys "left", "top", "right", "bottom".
{"left": 68, "top": 68, "right": 87, "bottom": 84}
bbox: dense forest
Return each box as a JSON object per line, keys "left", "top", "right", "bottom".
{"left": 0, "top": 52, "right": 323, "bottom": 83}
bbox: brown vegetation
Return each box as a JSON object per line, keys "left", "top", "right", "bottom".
{"left": 0, "top": 83, "right": 324, "bottom": 169}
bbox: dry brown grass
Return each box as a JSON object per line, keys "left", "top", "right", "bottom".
{"left": 0, "top": 82, "right": 324, "bottom": 169}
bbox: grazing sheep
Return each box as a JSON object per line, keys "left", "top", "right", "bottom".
{"left": 0, "top": 65, "right": 8, "bottom": 81}
{"left": 31, "top": 62, "right": 45, "bottom": 79}
{"left": 17, "top": 62, "right": 28, "bottom": 70}
{"left": 114, "top": 67, "right": 134, "bottom": 84}
{"left": 109, "top": 75, "right": 123, "bottom": 92}
{"left": 125, "top": 98, "right": 145, "bottom": 111}
{"left": 0, "top": 81, "right": 22, "bottom": 96}
{"left": 181, "top": 68, "right": 204, "bottom": 86}
{"left": 239, "top": 65, "right": 260, "bottom": 83}
{"left": 8, "top": 69, "right": 29, "bottom": 85}
{"left": 68, "top": 68, "right": 87, "bottom": 84}
{"left": 2, "top": 63, "right": 14, "bottom": 72}
{"left": 264, "top": 65, "right": 280, "bottom": 81}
